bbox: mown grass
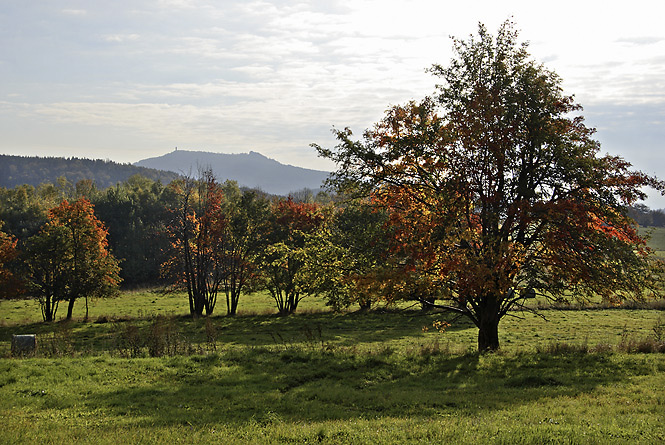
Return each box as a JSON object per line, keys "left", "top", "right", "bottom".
{"left": 1, "top": 287, "right": 665, "bottom": 443}
{"left": 1, "top": 346, "right": 664, "bottom": 444}
{"left": 1, "top": 227, "right": 663, "bottom": 443}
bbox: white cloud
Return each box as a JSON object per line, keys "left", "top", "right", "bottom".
{"left": 103, "top": 34, "right": 141, "bottom": 43}
{"left": 616, "top": 37, "right": 664, "bottom": 46}
{"left": 61, "top": 9, "right": 87, "bottom": 16}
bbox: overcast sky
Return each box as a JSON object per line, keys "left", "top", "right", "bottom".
{"left": 1, "top": 1, "right": 664, "bottom": 207}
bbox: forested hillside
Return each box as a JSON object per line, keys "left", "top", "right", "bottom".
{"left": 0, "top": 155, "right": 180, "bottom": 189}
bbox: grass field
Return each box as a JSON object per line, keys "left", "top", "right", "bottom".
{"left": 641, "top": 226, "right": 665, "bottom": 257}
{"left": 1, "top": 288, "right": 665, "bottom": 444}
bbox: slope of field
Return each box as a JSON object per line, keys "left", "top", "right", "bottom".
{"left": 646, "top": 226, "right": 665, "bottom": 255}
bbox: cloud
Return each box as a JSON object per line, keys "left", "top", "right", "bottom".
{"left": 2, "top": 0, "right": 665, "bottom": 199}
{"left": 60, "top": 9, "right": 87, "bottom": 16}
{"left": 103, "top": 34, "right": 141, "bottom": 43}
{"left": 616, "top": 36, "right": 664, "bottom": 46}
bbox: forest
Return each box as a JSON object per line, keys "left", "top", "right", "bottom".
{"left": 0, "top": 154, "right": 180, "bottom": 190}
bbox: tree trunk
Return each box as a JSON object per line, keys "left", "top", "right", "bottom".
{"left": 66, "top": 297, "right": 76, "bottom": 320}
{"left": 477, "top": 310, "right": 500, "bottom": 352}
{"left": 43, "top": 295, "right": 54, "bottom": 322}
{"left": 229, "top": 289, "right": 239, "bottom": 316}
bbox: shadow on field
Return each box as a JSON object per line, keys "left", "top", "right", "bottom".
{"left": 212, "top": 310, "right": 477, "bottom": 349}
{"left": 86, "top": 347, "right": 645, "bottom": 427}
{"left": 0, "top": 309, "right": 476, "bottom": 355}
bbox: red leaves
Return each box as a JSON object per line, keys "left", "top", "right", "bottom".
{"left": 0, "top": 229, "right": 22, "bottom": 298}
{"left": 48, "top": 198, "right": 117, "bottom": 264}
{"left": 274, "top": 197, "right": 326, "bottom": 233}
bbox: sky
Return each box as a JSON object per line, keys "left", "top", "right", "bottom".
{"left": 1, "top": 1, "right": 664, "bottom": 207}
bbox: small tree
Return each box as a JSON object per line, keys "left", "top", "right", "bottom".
{"left": 162, "top": 170, "right": 227, "bottom": 317}
{"left": 218, "top": 187, "right": 271, "bottom": 315}
{"left": 259, "top": 198, "right": 328, "bottom": 315}
{"left": 25, "top": 198, "right": 121, "bottom": 321}
{"left": 315, "top": 21, "right": 665, "bottom": 351}
{"left": 24, "top": 225, "right": 70, "bottom": 321}
{"left": 305, "top": 200, "right": 391, "bottom": 311}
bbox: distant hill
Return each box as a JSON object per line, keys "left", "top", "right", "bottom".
{"left": 135, "top": 150, "right": 330, "bottom": 196}
{"left": 0, "top": 155, "right": 180, "bottom": 189}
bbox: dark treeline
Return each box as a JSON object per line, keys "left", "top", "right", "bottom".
{"left": 0, "top": 154, "right": 180, "bottom": 190}
{"left": 0, "top": 174, "right": 333, "bottom": 290}
{"left": 629, "top": 204, "right": 665, "bottom": 228}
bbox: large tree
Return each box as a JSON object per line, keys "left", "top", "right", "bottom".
{"left": 315, "top": 21, "right": 664, "bottom": 351}
{"left": 25, "top": 198, "right": 121, "bottom": 321}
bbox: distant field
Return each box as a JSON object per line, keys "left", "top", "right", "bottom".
{"left": 642, "top": 226, "right": 665, "bottom": 253}
{"left": 0, "top": 289, "right": 330, "bottom": 326}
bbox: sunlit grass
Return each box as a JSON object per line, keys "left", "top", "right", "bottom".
{"left": 1, "top": 348, "right": 664, "bottom": 444}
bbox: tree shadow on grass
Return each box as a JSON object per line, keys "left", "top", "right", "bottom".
{"left": 1, "top": 309, "right": 475, "bottom": 355}
{"left": 85, "top": 348, "right": 653, "bottom": 428}
{"left": 213, "top": 309, "right": 476, "bottom": 350}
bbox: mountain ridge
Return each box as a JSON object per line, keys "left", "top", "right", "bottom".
{"left": 134, "top": 149, "right": 330, "bottom": 196}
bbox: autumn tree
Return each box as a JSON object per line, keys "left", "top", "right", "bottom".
{"left": 25, "top": 198, "right": 121, "bottom": 321}
{"left": 259, "top": 198, "right": 328, "bottom": 315}
{"left": 0, "top": 226, "right": 23, "bottom": 298}
{"left": 162, "top": 170, "right": 227, "bottom": 317}
{"left": 315, "top": 21, "right": 664, "bottom": 351}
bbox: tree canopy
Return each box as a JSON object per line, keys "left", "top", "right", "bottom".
{"left": 314, "top": 21, "right": 665, "bottom": 351}
{"left": 24, "top": 198, "right": 121, "bottom": 321}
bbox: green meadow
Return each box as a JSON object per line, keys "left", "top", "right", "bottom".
{"left": 1, "top": 287, "right": 665, "bottom": 444}
{"left": 645, "top": 226, "right": 665, "bottom": 258}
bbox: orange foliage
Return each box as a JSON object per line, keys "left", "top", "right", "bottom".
{"left": 0, "top": 229, "right": 22, "bottom": 298}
